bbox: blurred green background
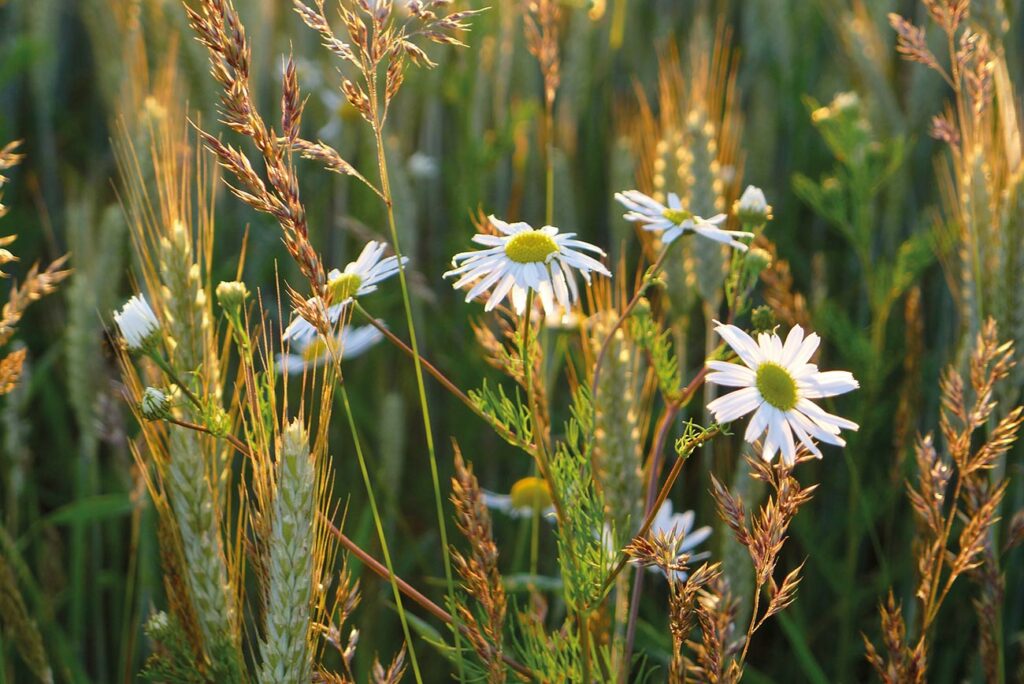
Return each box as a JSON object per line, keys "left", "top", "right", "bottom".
{"left": 1, "top": 0, "right": 1022, "bottom": 681}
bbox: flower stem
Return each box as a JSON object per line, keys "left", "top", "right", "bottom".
{"left": 337, "top": 376, "right": 423, "bottom": 684}
{"left": 590, "top": 245, "right": 672, "bottom": 400}
{"left": 353, "top": 302, "right": 534, "bottom": 452}
{"left": 320, "top": 515, "right": 535, "bottom": 679}
{"left": 368, "top": 84, "right": 464, "bottom": 676}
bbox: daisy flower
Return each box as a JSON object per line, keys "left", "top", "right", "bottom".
{"left": 609, "top": 500, "right": 711, "bottom": 581}
{"left": 443, "top": 215, "right": 611, "bottom": 316}
{"left": 614, "top": 190, "right": 753, "bottom": 250}
{"left": 706, "top": 321, "right": 859, "bottom": 464}
{"left": 483, "top": 476, "right": 555, "bottom": 520}
{"left": 277, "top": 323, "right": 384, "bottom": 374}
{"left": 114, "top": 294, "right": 160, "bottom": 353}
{"left": 282, "top": 241, "right": 408, "bottom": 342}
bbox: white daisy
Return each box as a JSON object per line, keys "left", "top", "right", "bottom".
{"left": 277, "top": 323, "right": 384, "bottom": 374}
{"left": 282, "top": 241, "right": 408, "bottom": 342}
{"left": 114, "top": 294, "right": 160, "bottom": 353}
{"left": 609, "top": 500, "right": 711, "bottom": 581}
{"left": 706, "top": 321, "right": 859, "bottom": 465}
{"left": 482, "top": 476, "right": 556, "bottom": 520}
{"left": 443, "top": 215, "right": 611, "bottom": 316}
{"left": 614, "top": 190, "right": 753, "bottom": 250}
{"left": 648, "top": 500, "right": 712, "bottom": 581}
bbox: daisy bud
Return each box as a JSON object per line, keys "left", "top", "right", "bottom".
{"left": 114, "top": 294, "right": 160, "bottom": 354}
{"left": 750, "top": 305, "right": 777, "bottom": 334}
{"left": 139, "top": 387, "right": 170, "bottom": 421}
{"left": 742, "top": 247, "right": 773, "bottom": 280}
{"left": 216, "top": 280, "right": 249, "bottom": 316}
{"left": 733, "top": 185, "right": 772, "bottom": 225}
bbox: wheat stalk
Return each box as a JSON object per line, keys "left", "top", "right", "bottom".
{"left": 258, "top": 419, "right": 316, "bottom": 683}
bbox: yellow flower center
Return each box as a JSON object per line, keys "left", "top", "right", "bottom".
{"left": 755, "top": 362, "right": 798, "bottom": 411}
{"left": 327, "top": 272, "right": 363, "bottom": 302}
{"left": 661, "top": 208, "right": 692, "bottom": 225}
{"left": 510, "top": 477, "right": 553, "bottom": 511}
{"left": 301, "top": 336, "right": 339, "bottom": 364}
{"left": 504, "top": 231, "right": 559, "bottom": 264}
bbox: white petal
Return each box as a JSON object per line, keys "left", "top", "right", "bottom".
{"left": 744, "top": 403, "right": 770, "bottom": 442}
{"left": 796, "top": 398, "right": 859, "bottom": 433}
{"left": 511, "top": 286, "right": 527, "bottom": 314}
{"left": 707, "top": 386, "right": 761, "bottom": 423}
{"left": 680, "top": 525, "right": 712, "bottom": 552}
{"left": 713, "top": 321, "right": 763, "bottom": 368}
{"left": 799, "top": 371, "right": 859, "bottom": 399}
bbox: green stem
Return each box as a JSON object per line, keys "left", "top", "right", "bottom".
{"left": 337, "top": 378, "right": 424, "bottom": 684}
{"left": 529, "top": 504, "right": 540, "bottom": 578}
{"left": 150, "top": 353, "right": 202, "bottom": 410}
{"left": 368, "top": 76, "right": 464, "bottom": 677}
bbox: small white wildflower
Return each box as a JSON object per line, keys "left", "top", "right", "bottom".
{"left": 277, "top": 323, "right": 384, "bottom": 374}
{"left": 283, "top": 241, "right": 408, "bottom": 342}
{"left": 444, "top": 215, "right": 611, "bottom": 316}
{"left": 615, "top": 190, "right": 753, "bottom": 250}
{"left": 114, "top": 294, "right": 160, "bottom": 353}
{"left": 706, "top": 321, "right": 859, "bottom": 464}
{"left": 733, "top": 185, "right": 773, "bottom": 225}
{"left": 139, "top": 387, "right": 170, "bottom": 421}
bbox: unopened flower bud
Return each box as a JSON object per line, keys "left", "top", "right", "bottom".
{"left": 733, "top": 185, "right": 772, "bottom": 225}
{"left": 750, "top": 306, "right": 777, "bottom": 334}
{"left": 114, "top": 294, "right": 160, "bottom": 354}
{"left": 140, "top": 387, "right": 170, "bottom": 421}
{"left": 216, "top": 280, "right": 249, "bottom": 316}
{"left": 742, "top": 247, "right": 773, "bottom": 280}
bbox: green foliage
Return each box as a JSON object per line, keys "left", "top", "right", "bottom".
{"left": 629, "top": 299, "right": 681, "bottom": 398}
{"left": 140, "top": 612, "right": 207, "bottom": 684}
{"left": 550, "top": 387, "right": 615, "bottom": 613}
{"left": 469, "top": 380, "right": 534, "bottom": 450}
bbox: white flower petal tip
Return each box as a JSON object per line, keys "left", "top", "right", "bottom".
{"left": 706, "top": 323, "right": 859, "bottom": 464}
{"left": 443, "top": 216, "right": 610, "bottom": 316}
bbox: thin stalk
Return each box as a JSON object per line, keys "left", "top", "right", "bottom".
{"left": 353, "top": 302, "right": 533, "bottom": 452}
{"left": 590, "top": 245, "right": 672, "bottom": 400}
{"left": 321, "top": 516, "right": 536, "bottom": 680}
{"left": 337, "top": 378, "right": 424, "bottom": 684}
{"left": 598, "top": 370, "right": 713, "bottom": 599}
{"left": 150, "top": 353, "right": 202, "bottom": 409}
{"left": 163, "top": 417, "right": 253, "bottom": 461}
{"left": 367, "top": 75, "right": 463, "bottom": 676}
{"left": 544, "top": 102, "right": 554, "bottom": 226}
{"left": 520, "top": 291, "right": 564, "bottom": 521}
{"left": 738, "top": 587, "right": 762, "bottom": 665}
{"left": 580, "top": 609, "right": 592, "bottom": 684}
